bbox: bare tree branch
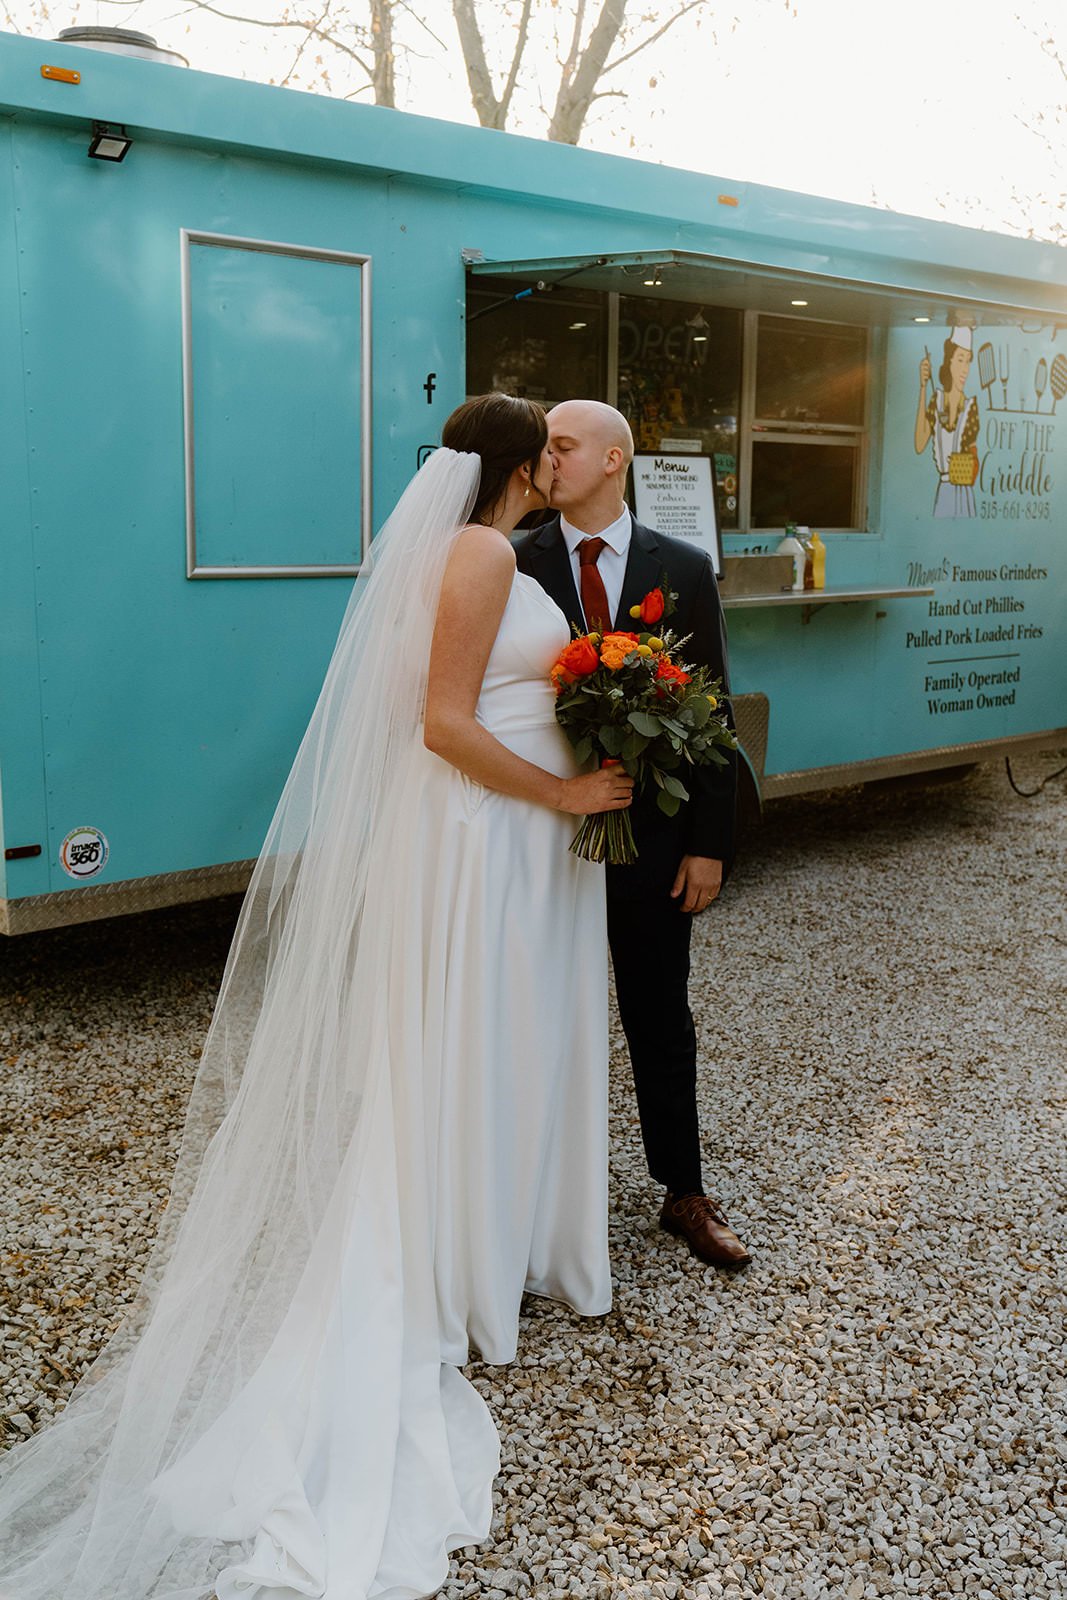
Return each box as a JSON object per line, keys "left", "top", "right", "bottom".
{"left": 548, "top": 0, "right": 628, "bottom": 144}
{"left": 559, "top": 0, "right": 588, "bottom": 84}
{"left": 393, "top": 0, "right": 447, "bottom": 53}
{"left": 601, "top": 0, "right": 708, "bottom": 76}
{"left": 279, "top": 4, "right": 329, "bottom": 87}
{"left": 451, "top": 0, "right": 533, "bottom": 130}
{"left": 170, "top": 2, "right": 379, "bottom": 93}
{"left": 450, "top": 0, "right": 499, "bottom": 126}
{"left": 498, "top": 0, "right": 534, "bottom": 127}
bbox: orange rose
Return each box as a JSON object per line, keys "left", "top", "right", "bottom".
{"left": 600, "top": 631, "right": 640, "bottom": 671}
{"left": 655, "top": 658, "right": 690, "bottom": 693}
{"left": 630, "top": 587, "right": 665, "bottom": 626}
{"left": 557, "top": 636, "right": 600, "bottom": 679}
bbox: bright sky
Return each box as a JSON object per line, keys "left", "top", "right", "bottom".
{"left": 7, "top": 0, "right": 1066, "bottom": 243}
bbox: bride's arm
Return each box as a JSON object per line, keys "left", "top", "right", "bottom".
{"left": 424, "top": 526, "right": 632, "bottom": 818}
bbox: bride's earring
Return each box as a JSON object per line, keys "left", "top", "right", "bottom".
{"left": 523, "top": 485, "right": 531, "bottom": 498}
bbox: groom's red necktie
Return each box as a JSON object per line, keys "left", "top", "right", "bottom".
{"left": 578, "top": 537, "right": 611, "bottom": 633}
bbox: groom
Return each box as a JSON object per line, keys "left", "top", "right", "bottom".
{"left": 515, "top": 399, "right": 750, "bottom": 1270}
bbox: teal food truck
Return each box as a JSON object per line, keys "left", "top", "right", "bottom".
{"left": 2, "top": 29, "right": 1065, "bottom": 934}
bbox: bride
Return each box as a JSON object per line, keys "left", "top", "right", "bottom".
{"left": 0, "top": 394, "right": 633, "bottom": 1600}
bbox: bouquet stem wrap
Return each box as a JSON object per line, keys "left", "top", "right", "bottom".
{"left": 569, "top": 759, "right": 638, "bottom": 864}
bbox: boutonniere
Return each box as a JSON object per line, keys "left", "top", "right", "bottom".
{"left": 629, "top": 572, "right": 678, "bottom": 628}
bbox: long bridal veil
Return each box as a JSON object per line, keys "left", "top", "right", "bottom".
{"left": 0, "top": 449, "right": 484, "bottom": 1600}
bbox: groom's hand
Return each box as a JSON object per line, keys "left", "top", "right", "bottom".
{"left": 671, "top": 854, "right": 723, "bottom": 914}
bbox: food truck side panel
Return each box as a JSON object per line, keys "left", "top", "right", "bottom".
{"left": 3, "top": 119, "right": 385, "bottom": 908}
{"left": 0, "top": 117, "right": 51, "bottom": 906}
{"left": 872, "top": 323, "right": 1066, "bottom": 762}
{"left": 712, "top": 324, "right": 1067, "bottom": 782}
{"left": 0, "top": 96, "right": 475, "bottom": 927}
{"left": 1, "top": 35, "right": 1063, "bottom": 931}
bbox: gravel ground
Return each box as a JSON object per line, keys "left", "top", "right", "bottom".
{"left": 1, "top": 755, "right": 1064, "bottom": 1599}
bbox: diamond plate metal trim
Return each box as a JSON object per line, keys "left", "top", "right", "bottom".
{"left": 1, "top": 860, "right": 256, "bottom": 936}
{"left": 760, "top": 727, "right": 1067, "bottom": 800}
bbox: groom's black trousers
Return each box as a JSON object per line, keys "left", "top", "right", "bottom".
{"left": 606, "top": 874, "right": 703, "bottom": 1199}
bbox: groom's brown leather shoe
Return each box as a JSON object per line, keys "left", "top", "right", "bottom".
{"left": 660, "top": 1192, "right": 751, "bottom": 1269}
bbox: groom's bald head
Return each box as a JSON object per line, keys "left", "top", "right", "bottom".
{"left": 547, "top": 400, "right": 633, "bottom": 528}
{"left": 549, "top": 399, "right": 634, "bottom": 463}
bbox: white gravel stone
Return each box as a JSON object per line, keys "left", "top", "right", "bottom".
{"left": 2, "top": 756, "right": 1066, "bottom": 1597}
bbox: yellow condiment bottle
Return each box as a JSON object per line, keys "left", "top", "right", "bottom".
{"left": 810, "top": 529, "right": 826, "bottom": 589}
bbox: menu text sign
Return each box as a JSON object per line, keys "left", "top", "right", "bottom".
{"left": 632, "top": 454, "right": 722, "bottom": 573}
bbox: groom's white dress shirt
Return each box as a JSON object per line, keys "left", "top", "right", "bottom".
{"left": 561, "top": 509, "right": 632, "bottom": 629}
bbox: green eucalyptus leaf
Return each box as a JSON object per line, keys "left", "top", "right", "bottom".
{"left": 659, "top": 771, "right": 690, "bottom": 800}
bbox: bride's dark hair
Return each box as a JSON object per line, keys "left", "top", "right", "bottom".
{"left": 441, "top": 392, "right": 547, "bottom": 524}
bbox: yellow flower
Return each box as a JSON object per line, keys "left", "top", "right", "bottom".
{"left": 636, "top": 644, "right": 653, "bottom": 658}
{"left": 647, "top": 637, "right": 664, "bottom": 652}
{"left": 629, "top": 604, "right": 642, "bottom": 619}
{"left": 706, "top": 695, "right": 718, "bottom": 708}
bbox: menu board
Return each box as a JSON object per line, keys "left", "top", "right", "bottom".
{"left": 632, "top": 454, "right": 722, "bottom": 574}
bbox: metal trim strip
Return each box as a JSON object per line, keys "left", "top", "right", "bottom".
{"left": 760, "top": 728, "right": 1067, "bottom": 799}
{"left": 1, "top": 859, "right": 256, "bottom": 936}
{"left": 180, "top": 229, "right": 373, "bottom": 580}
{"left": 469, "top": 249, "right": 1067, "bottom": 325}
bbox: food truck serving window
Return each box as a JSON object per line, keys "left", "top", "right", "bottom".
{"left": 466, "top": 275, "right": 871, "bottom": 533}
{"left": 749, "top": 315, "right": 869, "bottom": 530}
{"left": 618, "top": 295, "right": 741, "bottom": 532}
{"left": 467, "top": 282, "right": 606, "bottom": 406}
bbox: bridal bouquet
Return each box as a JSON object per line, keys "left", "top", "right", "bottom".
{"left": 550, "top": 582, "right": 737, "bottom": 864}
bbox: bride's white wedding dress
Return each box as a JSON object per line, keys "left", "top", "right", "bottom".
{"left": 0, "top": 508, "right": 610, "bottom": 1600}
{"left": 156, "top": 570, "right": 611, "bottom": 1599}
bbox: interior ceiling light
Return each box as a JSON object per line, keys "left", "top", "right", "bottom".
{"left": 791, "top": 299, "right": 809, "bottom": 307}
{"left": 913, "top": 316, "right": 931, "bottom": 323}
{"left": 569, "top": 321, "right": 587, "bottom": 330}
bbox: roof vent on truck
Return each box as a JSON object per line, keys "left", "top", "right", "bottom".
{"left": 55, "top": 26, "right": 189, "bottom": 68}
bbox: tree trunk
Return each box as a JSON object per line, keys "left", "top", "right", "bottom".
{"left": 451, "top": 0, "right": 533, "bottom": 129}
{"left": 548, "top": 0, "right": 627, "bottom": 144}
{"left": 452, "top": 0, "right": 504, "bottom": 128}
{"left": 370, "top": 0, "right": 395, "bottom": 106}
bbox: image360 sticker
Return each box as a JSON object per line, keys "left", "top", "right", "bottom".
{"left": 59, "top": 826, "right": 110, "bottom": 880}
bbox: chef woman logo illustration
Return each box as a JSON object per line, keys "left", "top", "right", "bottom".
{"left": 914, "top": 325, "right": 980, "bottom": 518}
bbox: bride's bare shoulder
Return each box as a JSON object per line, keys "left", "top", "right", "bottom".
{"left": 449, "top": 523, "right": 517, "bottom": 573}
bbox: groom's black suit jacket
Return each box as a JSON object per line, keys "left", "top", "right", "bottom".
{"left": 514, "top": 514, "right": 738, "bottom": 896}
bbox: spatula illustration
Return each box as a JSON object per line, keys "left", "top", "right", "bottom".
{"left": 977, "top": 341, "right": 996, "bottom": 405}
